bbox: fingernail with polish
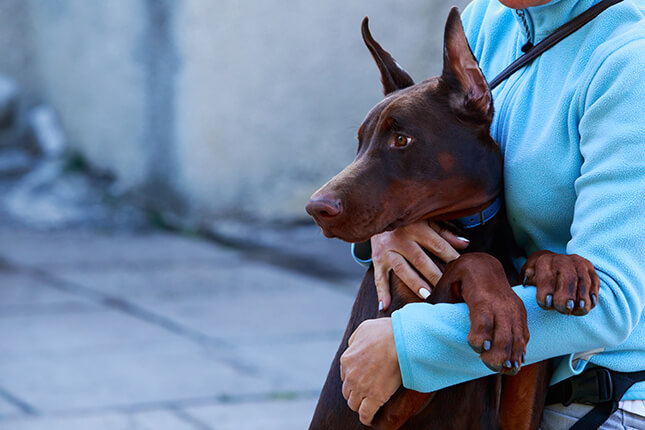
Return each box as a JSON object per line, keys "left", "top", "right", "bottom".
{"left": 591, "top": 294, "right": 597, "bottom": 306}
{"left": 578, "top": 300, "right": 585, "bottom": 309}
{"left": 513, "top": 361, "right": 519, "bottom": 369}
{"left": 522, "top": 275, "right": 528, "bottom": 286}
{"left": 504, "top": 360, "right": 511, "bottom": 368}
{"left": 378, "top": 301, "right": 384, "bottom": 312}
{"left": 546, "top": 294, "right": 553, "bottom": 308}
{"left": 483, "top": 340, "right": 491, "bottom": 351}
{"left": 522, "top": 352, "right": 526, "bottom": 363}
{"left": 456, "top": 236, "right": 470, "bottom": 244}
{"left": 566, "top": 299, "right": 575, "bottom": 311}
{"left": 419, "top": 288, "right": 431, "bottom": 299}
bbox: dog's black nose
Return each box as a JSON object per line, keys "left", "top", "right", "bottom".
{"left": 306, "top": 197, "right": 343, "bottom": 220}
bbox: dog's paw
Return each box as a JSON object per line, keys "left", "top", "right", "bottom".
{"left": 467, "top": 292, "right": 529, "bottom": 376}
{"left": 438, "top": 253, "right": 529, "bottom": 375}
{"left": 521, "top": 251, "right": 599, "bottom": 316}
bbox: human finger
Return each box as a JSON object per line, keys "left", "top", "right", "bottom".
{"left": 428, "top": 221, "right": 470, "bottom": 251}
{"left": 374, "top": 264, "right": 391, "bottom": 311}
{"left": 347, "top": 391, "right": 364, "bottom": 412}
{"left": 389, "top": 253, "right": 432, "bottom": 299}
{"left": 358, "top": 397, "right": 382, "bottom": 426}
{"left": 389, "top": 239, "right": 443, "bottom": 288}
{"left": 342, "top": 378, "right": 351, "bottom": 400}
{"left": 412, "top": 222, "right": 461, "bottom": 263}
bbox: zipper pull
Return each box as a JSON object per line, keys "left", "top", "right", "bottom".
{"left": 522, "top": 41, "right": 534, "bottom": 52}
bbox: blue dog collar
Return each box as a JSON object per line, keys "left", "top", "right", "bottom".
{"left": 455, "top": 196, "right": 503, "bottom": 229}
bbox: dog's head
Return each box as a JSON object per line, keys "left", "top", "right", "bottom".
{"left": 306, "top": 8, "right": 502, "bottom": 243}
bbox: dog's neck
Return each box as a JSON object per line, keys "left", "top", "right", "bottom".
{"left": 453, "top": 196, "right": 503, "bottom": 230}
{"left": 447, "top": 205, "right": 520, "bottom": 281}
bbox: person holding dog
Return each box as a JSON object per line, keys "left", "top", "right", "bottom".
{"left": 342, "top": 0, "right": 645, "bottom": 428}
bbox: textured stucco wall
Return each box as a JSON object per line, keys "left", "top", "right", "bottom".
{"left": 0, "top": 0, "right": 470, "bottom": 222}
{"left": 26, "top": 0, "right": 149, "bottom": 189}
{"left": 0, "top": 2, "right": 38, "bottom": 96}
{"left": 173, "top": 0, "right": 470, "bottom": 220}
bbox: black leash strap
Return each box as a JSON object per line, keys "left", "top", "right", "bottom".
{"left": 489, "top": 0, "right": 624, "bottom": 90}
{"left": 572, "top": 370, "right": 645, "bottom": 430}
{"left": 546, "top": 368, "right": 645, "bottom": 430}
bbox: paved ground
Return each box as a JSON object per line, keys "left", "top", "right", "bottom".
{"left": 0, "top": 224, "right": 364, "bottom": 429}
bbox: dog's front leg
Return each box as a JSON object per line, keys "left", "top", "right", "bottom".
{"left": 435, "top": 253, "right": 530, "bottom": 375}
{"left": 309, "top": 267, "right": 382, "bottom": 430}
{"left": 310, "top": 267, "right": 434, "bottom": 430}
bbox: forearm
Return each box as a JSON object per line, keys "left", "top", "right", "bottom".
{"left": 392, "top": 275, "right": 632, "bottom": 393}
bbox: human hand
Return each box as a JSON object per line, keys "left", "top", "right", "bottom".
{"left": 340, "top": 318, "right": 401, "bottom": 426}
{"left": 371, "top": 220, "right": 470, "bottom": 310}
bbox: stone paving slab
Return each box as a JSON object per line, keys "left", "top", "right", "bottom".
{"left": 142, "top": 285, "right": 352, "bottom": 344}
{"left": 0, "top": 396, "right": 21, "bottom": 416}
{"left": 0, "top": 226, "right": 362, "bottom": 429}
{"left": 184, "top": 398, "right": 318, "bottom": 430}
{"left": 235, "top": 338, "right": 340, "bottom": 392}
{"left": 5, "top": 409, "right": 197, "bottom": 430}
{"left": 0, "top": 271, "right": 90, "bottom": 315}
{"left": 0, "top": 306, "right": 174, "bottom": 360}
{"left": 210, "top": 221, "right": 366, "bottom": 282}
{"left": 47, "top": 261, "right": 353, "bottom": 393}
{"left": 52, "top": 262, "right": 355, "bottom": 346}
{"left": 0, "top": 230, "right": 242, "bottom": 269}
{"left": 52, "top": 261, "right": 355, "bottom": 302}
{"left": 0, "top": 340, "right": 273, "bottom": 414}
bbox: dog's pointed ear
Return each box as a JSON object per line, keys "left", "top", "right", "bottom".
{"left": 441, "top": 7, "right": 493, "bottom": 121}
{"left": 362, "top": 17, "right": 414, "bottom": 96}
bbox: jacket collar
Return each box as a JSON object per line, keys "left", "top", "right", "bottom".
{"left": 511, "top": 0, "right": 604, "bottom": 40}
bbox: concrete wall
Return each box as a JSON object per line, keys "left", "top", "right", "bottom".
{"left": 0, "top": 0, "right": 469, "bottom": 223}
{"left": 0, "top": 2, "right": 38, "bottom": 96}
{"left": 27, "top": 0, "right": 150, "bottom": 191}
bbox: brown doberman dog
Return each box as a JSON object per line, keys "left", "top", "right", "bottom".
{"left": 305, "top": 7, "right": 599, "bottom": 430}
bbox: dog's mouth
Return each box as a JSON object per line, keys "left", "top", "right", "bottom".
{"left": 384, "top": 213, "right": 411, "bottom": 232}
{"left": 317, "top": 210, "right": 415, "bottom": 243}
{"left": 319, "top": 226, "right": 338, "bottom": 239}
{"left": 316, "top": 222, "right": 378, "bottom": 244}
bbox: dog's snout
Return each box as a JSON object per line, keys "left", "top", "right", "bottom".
{"left": 306, "top": 197, "right": 343, "bottom": 220}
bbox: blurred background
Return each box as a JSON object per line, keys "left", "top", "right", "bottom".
{"left": 0, "top": 0, "right": 467, "bottom": 428}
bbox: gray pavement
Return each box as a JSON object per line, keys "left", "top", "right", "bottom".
{"left": 0, "top": 225, "right": 364, "bottom": 429}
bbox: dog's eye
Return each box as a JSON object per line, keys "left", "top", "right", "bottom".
{"left": 393, "top": 134, "right": 411, "bottom": 148}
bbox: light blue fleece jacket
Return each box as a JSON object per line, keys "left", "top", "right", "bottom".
{"left": 391, "top": 0, "right": 645, "bottom": 400}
